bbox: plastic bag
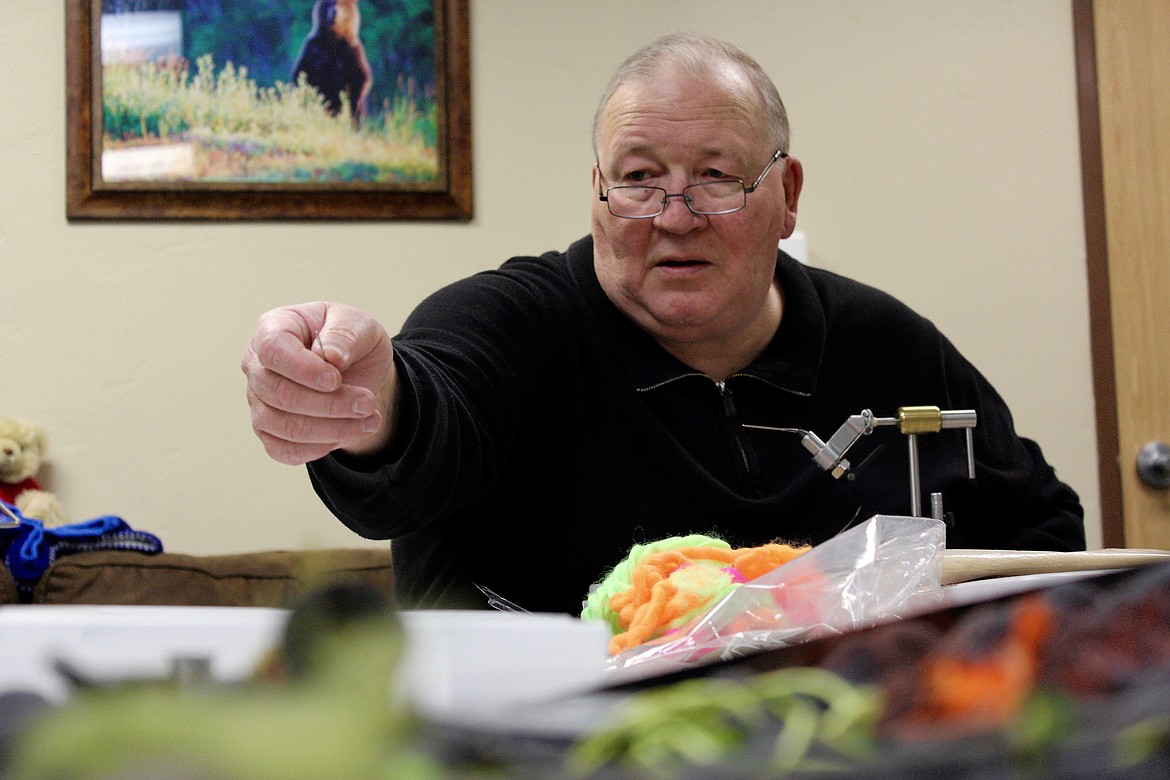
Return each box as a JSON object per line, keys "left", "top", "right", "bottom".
{"left": 604, "top": 515, "right": 946, "bottom": 681}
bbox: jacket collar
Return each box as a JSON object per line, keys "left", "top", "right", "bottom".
{"left": 566, "top": 235, "right": 825, "bottom": 395}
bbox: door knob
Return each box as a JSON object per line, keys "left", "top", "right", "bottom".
{"left": 1137, "top": 441, "right": 1170, "bottom": 489}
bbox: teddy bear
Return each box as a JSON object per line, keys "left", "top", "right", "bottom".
{"left": 0, "top": 417, "right": 67, "bottom": 526}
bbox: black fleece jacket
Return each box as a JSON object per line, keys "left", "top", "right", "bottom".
{"left": 307, "top": 235, "right": 1085, "bottom": 614}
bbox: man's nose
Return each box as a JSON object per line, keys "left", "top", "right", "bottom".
{"left": 654, "top": 191, "right": 705, "bottom": 232}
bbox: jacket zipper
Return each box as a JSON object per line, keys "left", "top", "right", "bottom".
{"left": 715, "top": 380, "right": 751, "bottom": 474}
{"left": 715, "top": 380, "right": 738, "bottom": 416}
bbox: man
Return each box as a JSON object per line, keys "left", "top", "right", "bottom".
{"left": 242, "top": 34, "right": 1084, "bottom": 614}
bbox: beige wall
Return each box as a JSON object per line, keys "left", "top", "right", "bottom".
{"left": 1, "top": 1, "right": 1100, "bottom": 554}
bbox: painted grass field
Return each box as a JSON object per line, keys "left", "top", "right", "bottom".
{"left": 101, "top": 54, "right": 439, "bottom": 184}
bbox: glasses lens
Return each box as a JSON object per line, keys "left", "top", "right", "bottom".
{"left": 603, "top": 181, "right": 748, "bottom": 218}
{"left": 607, "top": 186, "right": 662, "bottom": 218}
{"left": 685, "top": 181, "right": 746, "bottom": 215}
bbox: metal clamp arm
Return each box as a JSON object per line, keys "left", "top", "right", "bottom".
{"left": 801, "top": 410, "right": 877, "bottom": 478}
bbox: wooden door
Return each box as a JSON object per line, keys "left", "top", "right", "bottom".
{"left": 1076, "top": 0, "right": 1170, "bottom": 548}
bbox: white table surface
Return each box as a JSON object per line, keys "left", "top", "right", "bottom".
{"left": 0, "top": 605, "right": 611, "bottom": 717}
{"left": 0, "top": 605, "right": 287, "bottom": 702}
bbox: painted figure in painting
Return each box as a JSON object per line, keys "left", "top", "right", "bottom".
{"left": 291, "top": 0, "right": 373, "bottom": 126}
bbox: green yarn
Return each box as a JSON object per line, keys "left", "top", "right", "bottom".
{"left": 580, "top": 533, "right": 731, "bottom": 635}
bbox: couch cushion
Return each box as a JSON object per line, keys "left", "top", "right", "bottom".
{"left": 0, "top": 563, "right": 17, "bottom": 605}
{"left": 32, "top": 548, "right": 393, "bottom": 607}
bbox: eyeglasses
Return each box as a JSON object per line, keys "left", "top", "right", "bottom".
{"left": 597, "top": 150, "right": 787, "bottom": 219}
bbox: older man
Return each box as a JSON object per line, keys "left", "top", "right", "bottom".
{"left": 242, "top": 34, "right": 1084, "bottom": 613}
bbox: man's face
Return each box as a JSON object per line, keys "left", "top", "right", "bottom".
{"left": 591, "top": 65, "right": 801, "bottom": 356}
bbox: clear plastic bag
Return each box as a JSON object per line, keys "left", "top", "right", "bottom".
{"left": 604, "top": 515, "right": 946, "bottom": 681}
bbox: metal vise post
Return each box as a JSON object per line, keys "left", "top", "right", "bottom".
{"left": 875, "top": 406, "right": 977, "bottom": 517}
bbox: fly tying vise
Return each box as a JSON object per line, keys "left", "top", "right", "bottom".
{"left": 744, "top": 406, "right": 977, "bottom": 519}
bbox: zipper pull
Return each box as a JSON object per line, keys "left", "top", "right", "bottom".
{"left": 716, "top": 380, "right": 738, "bottom": 417}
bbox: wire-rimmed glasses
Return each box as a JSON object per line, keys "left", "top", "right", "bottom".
{"left": 598, "top": 149, "right": 787, "bottom": 219}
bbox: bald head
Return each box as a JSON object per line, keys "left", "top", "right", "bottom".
{"left": 591, "top": 33, "right": 790, "bottom": 157}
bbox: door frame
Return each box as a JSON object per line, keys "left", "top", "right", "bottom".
{"left": 1072, "top": 0, "right": 1125, "bottom": 548}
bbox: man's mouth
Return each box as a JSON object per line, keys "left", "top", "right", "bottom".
{"left": 655, "top": 258, "right": 708, "bottom": 269}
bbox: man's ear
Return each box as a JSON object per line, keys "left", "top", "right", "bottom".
{"left": 780, "top": 156, "right": 804, "bottom": 238}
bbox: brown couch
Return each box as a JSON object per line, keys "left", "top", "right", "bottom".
{"left": 0, "top": 548, "right": 393, "bottom": 607}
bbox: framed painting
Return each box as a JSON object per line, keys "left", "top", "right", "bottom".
{"left": 66, "top": 0, "right": 471, "bottom": 220}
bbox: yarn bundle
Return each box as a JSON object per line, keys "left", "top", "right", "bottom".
{"left": 582, "top": 534, "right": 810, "bottom": 655}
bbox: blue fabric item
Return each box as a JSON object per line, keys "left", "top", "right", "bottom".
{"left": 0, "top": 501, "right": 163, "bottom": 601}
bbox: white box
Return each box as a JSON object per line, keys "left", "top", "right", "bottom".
{"left": 395, "top": 610, "right": 610, "bottom": 720}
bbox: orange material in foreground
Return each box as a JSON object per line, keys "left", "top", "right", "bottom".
{"left": 607, "top": 542, "right": 809, "bottom": 654}
{"left": 910, "top": 594, "right": 1055, "bottom": 727}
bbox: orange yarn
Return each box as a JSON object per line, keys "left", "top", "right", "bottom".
{"left": 607, "top": 541, "right": 809, "bottom": 655}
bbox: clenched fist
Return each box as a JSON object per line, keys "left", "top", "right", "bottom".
{"left": 242, "top": 302, "right": 396, "bottom": 465}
